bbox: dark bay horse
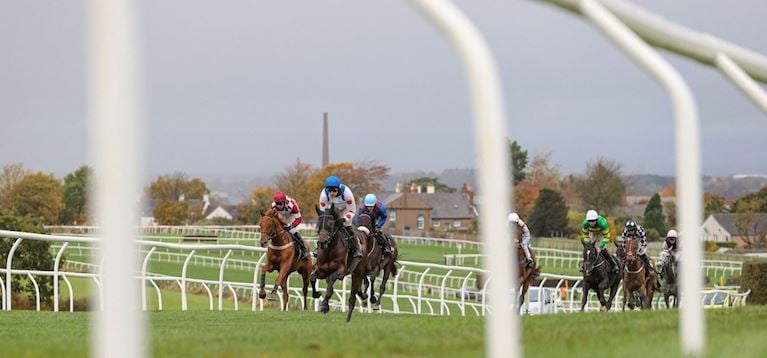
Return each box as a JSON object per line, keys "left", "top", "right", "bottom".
{"left": 356, "top": 213, "right": 399, "bottom": 311}
{"left": 581, "top": 242, "right": 622, "bottom": 312}
{"left": 516, "top": 244, "right": 540, "bottom": 311}
{"left": 311, "top": 204, "right": 371, "bottom": 322}
{"left": 658, "top": 250, "right": 679, "bottom": 308}
{"left": 258, "top": 208, "right": 313, "bottom": 310}
{"left": 622, "top": 238, "right": 656, "bottom": 310}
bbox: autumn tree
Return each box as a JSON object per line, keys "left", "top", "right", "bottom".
{"left": 509, "top": 139, "right": 528, "bottom": 186}
{"left": 147, "top": 172, "right": 208, "bottom": 202}
{"left": 274, "top": 159, "right": 315, "bottom": 215}
{"left": 513, "top": 180, "right": 540, "bottom": 218}
{"left": 704, "top": 193, "right": 727, "bottom": 219}
{"left": 528, "top": 189, "right": 569, "bottom": 237}
{"left": 574, "top": 158, "right": 627, "bottom": 214}
{"left": 6, "top": 172, "right": 64, "bottom": 224}
{"left": 60, "top": 166, "right": 91, "bottom": 225}
{"left": 0, "top": 163, "right": 30, "bottom": 205}
{"left": 733, "top": 194, "right": 767, "bottom": 247}
{"left": 153, "top": 201, "right": 189, "bottom": 225}
{"left": 526, "top": 153, "right": 561, "bottom": 191}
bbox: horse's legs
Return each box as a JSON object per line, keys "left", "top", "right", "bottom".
{"left": 346, "top": 271, "right": 364, "bottom": 322}
{"left": 595, "top": 286, "right": 608, "bottom": 311}
{"left": 376, "top": 266, "right": 391, "bottom": 311}
{"left": 319, "top": 272, "right": 338, "bottom": 314}
{"left": 580, "top": 282, "right": 590, "bottom": 312}
{"left": 300, "top": 264, "right": 311, "bottom": 310}
{"left": 369, "top": 266, "right": 381, "bottom": 304}
{"left": 310, "top": 270, "right": 322, "bottom": 300}
{"left": 664, "top": 292, "right": 670, "bottom": 309}
{"left": 275, "top": 261, "right": 292, "bottom": 311}
{"left": 258, "top": 262, "right": 273, "bottom": 299}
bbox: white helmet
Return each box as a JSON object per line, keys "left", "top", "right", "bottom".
{"left": 586, "top": 210, "right": 599, "bottom": 221}
{"left": 666, "top": 229, "right": 678, "bottom": 238}
{"left": 508, "top": 212, "right": 520, "bottom": 223}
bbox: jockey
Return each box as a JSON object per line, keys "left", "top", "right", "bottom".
{"left": 271, "top": 191, "right": 309, "bottom": 260}
{"left": 662, "top": 229, "right": 679, "bottom": 254}
{"left": 659, "top": 229, "right": 679, "bottom": 279}
{"left": 581, "top": 209, "right": 619, "bottom": 274}
{"left": 622, "top": 220, "right": 651, "bottom": 273}
{"left": 354, "top": 193, "right": 393, "bottom": 255}
{"left": 318, "top": 175, "right": 361, "bottom": 258}
{"left": 508, "top": 212, "right": 534, "bottom": 268}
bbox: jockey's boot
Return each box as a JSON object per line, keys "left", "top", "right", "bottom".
{"left": 601, "top": 249, "right": 619, "bottom": 274}
{"left": 343, "top": 225, "right": 362, "bottom": 258}
{"left": 639, "top": 254, "right": 651, "bottom": 278}
{"left": 379, "top": 232, "right": 393, "bottom": 255}
{"left": 293, "top": 232, "right": 310, "bottom": 260}
{"left": 525, "top": 258, "right": 534, "bottom": 268}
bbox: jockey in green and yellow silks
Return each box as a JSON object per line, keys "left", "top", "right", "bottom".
{"left": 581, "top": 210, "right": 619, "bottom": 274}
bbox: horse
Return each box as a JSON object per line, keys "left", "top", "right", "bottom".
{"left": 580, "top": 242, "right": 622, "bottom": 312}
{"left": 622, "top": 238, "right": 656, "bottom": 310}
{"left": 310, "top": 204, "right": 372, "bottom": 322}
{"left": 658, "top": 250, "right": 679, "bottom": 308}
{"left": 356, "top": 212, "right": 399, "bottom": 311}
{"left": 257, "top": 208, "right": 313, "bottom": 311}
{"left": 516, "top": 243, "right": 540, "bottom": 312}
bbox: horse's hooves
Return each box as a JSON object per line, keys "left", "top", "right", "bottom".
{"left": 373, "top": 303, "right": 381, "bottom": 311}
{"left": 258, "top": 292, "right": 266, "bottom": 299}
{"left": 312, "top": 292, "right": 322, "bottom": 299}
{"left": 600, "top": 306, "right": 608, "bottom": 312}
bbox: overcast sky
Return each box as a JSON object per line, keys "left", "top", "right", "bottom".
{"left": 1, "top": 0, "right": 766, "bottom": 180}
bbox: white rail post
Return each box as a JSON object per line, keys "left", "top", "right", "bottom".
{"left": 53, "top": 242, "right": 69, "bottom": 312}
{"left": 575, "top": 0, "right": 704, "bottom": 355}
{"left": 408, "top": 1, "right": 518, "bottom": 357}
{"left": 141, "top": 247, "right": 156, "bottom": 311}
{"left": 218, "top": 250, "right": 233, "bottom": 311}
{"left": 181, "top": 250, "right": 196, "bottom": 311}
{"left": 88, "top": 0, "right": 145, "bottom": 356}
{"left": 5, "top": 238, "right": 23, "bottom": 311}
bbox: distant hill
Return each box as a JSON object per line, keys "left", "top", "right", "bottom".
{"left": 625, "top": 174, "right": 767, "bottom": 199}
{"left": 202, "top": 175, "right": 272, "bottom": 204}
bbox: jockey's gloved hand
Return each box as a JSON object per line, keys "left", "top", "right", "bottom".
{"left": 284, "top": 225, "right": 291, "bottom": 231}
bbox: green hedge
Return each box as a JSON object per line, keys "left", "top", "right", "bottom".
{"left": 742, "top": 261, "right": 767, "bottom": 305}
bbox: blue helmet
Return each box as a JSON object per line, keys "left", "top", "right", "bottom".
{"left": 325, "top": 176, "right": 340, "bottom": 188}
{"left": 364, "top": 194, "right": 377, "bottom": 207}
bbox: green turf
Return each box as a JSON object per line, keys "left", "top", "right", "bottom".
{"left": 3, "top": 306, "right": 767, "bottom": 357}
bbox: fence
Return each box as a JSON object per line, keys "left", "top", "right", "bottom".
{"left": 1, "top": 229, "right": 751, "bottom": 317}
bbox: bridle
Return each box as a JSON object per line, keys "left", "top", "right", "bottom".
{"left": 261, "top": 215, "right": 291, "bottom": 250}
{"left": 317, "top": 212, "right": 340, "bottom": 249}
{"left": 583, "top": 246, "right": 605, "bottom": 275}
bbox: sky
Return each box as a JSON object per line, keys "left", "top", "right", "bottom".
{"left": 1, "top": 0, "right": 766, "bottom": 180}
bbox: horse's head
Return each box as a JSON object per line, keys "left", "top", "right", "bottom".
{"left": 356, "top": 212, "right": 374, "bottom": 236}
{"left": 315, "top": 203, "right": 339, "bottom": 249}
{"left": 615, "top": 241, "right": 627, "bottom": 261}
{"left": 258, "top": 208, "right": 285, "bottom": 247}
{"left": 625, "top": 238, "right": 638, "bottom": 265}
{"left": 582, "top": 242, "right": 597, "bottom": 276}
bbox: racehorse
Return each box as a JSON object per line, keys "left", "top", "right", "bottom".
{"left": 622, "top": 238, "right": 657, "bottom": 310}
{"left": 515, "top": 240, "right": 540, "bottom": 311}
{"left": 356, "top": 212, "right": 399, "bottom": 311}
{"left": 311, "top": 204, "right": 371, "bottom": 322}
{"left": 257, "top": 208, "right": 313, "bottom": 310}
{"left": 658, "top": 250, "right": 679, "bottom": 308}
{"left": 580, "top": 242, "right": 622, "bottom": 312}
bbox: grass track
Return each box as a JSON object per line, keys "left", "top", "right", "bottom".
{"left": 2, "top": 306, "right": 767, "bottom": 357}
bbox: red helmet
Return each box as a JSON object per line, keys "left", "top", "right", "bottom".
{"left": 273, "top": 192, "right": 287, "bottom": 203}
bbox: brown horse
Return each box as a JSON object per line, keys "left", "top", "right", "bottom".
{"left": 311, "top": 204, "right": 371, "bottom": 322}
{"left": 257, "top": 208, "right": 313, "bottom": 311}
{"left": 622, "top": 238, "right": 657, "bottom": 310}
{"left": 356, "top": 212, "right": 399, "bottom": 311}
{"left": 517, "top": 243, "right": 540, "bottom": 311}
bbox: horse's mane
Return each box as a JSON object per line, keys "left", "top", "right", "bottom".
{"left": 261, "top": 208, "right": 286, "bottom": 226}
